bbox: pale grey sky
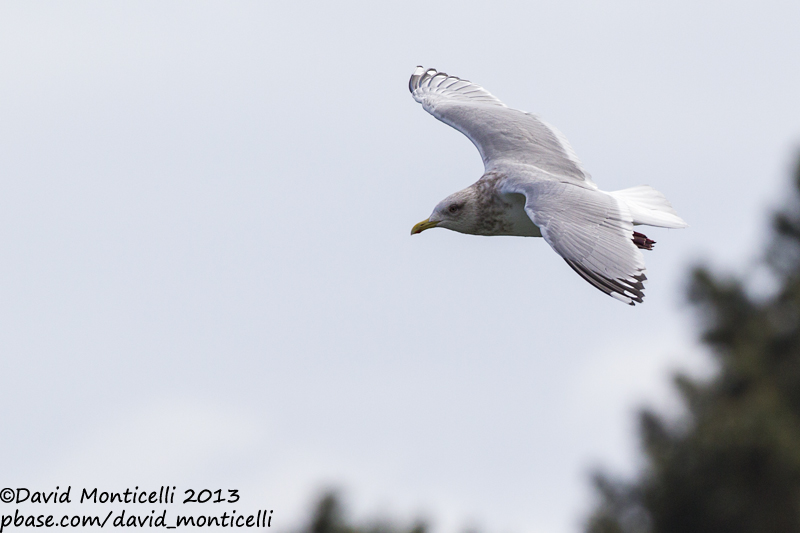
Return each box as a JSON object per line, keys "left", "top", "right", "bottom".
{"left": 1, "top": 1, "right": 799, "bottom": 532}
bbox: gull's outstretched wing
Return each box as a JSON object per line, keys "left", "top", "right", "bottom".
{"left": 501, "top": 178, "right": 647, "bottom": 305}
{"left": 409, "top": 66, "right": 592, "bottom": 185}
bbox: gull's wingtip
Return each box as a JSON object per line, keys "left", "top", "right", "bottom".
{"left": 409, "top": 65, "right": 429, "bottom": 93}
{"left": 564, "top": 259, "right": 646, "bottom": 306}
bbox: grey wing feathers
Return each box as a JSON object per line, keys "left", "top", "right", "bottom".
{"left": 409, "top": 66, "right": 591, "bottom": 183}
{"left": 504, "top": 180, "right": 648, "bottom": 305}
{"left": 409, "top": 67, "right": 506, "bottom": 107}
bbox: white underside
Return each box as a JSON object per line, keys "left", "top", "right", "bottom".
{"left": 498, "top": 192, "right": 542, "bottom": 236}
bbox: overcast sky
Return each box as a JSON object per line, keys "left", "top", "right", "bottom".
{"left": 2, "top": 2, "right": 799, "bottom": 532}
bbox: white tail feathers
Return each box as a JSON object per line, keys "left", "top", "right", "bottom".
{"left": 610, "top": 185, "right": 688, "bottom": 229}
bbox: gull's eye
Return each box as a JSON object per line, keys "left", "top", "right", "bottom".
{"left": 448, "top": 204, "right": 461, "bottom": 214}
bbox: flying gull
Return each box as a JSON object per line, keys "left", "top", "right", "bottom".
{"left": 409, "top": 66, "right": 687, "bottom": 305}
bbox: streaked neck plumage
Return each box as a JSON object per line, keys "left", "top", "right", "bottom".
{"left": 433, "top": 172, "right": 542, "bottom": 237}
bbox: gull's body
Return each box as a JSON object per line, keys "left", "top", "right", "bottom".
{"left": 409, "top": 66, "right": 687, "bottom": 305}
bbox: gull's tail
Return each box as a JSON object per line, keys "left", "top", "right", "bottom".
{"left": 610, "top": 185, "right": 688, "bottom": 229}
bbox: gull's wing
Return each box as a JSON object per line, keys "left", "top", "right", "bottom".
{"left": 501, "top": 177, "right": 647, "bottom": 305}
{"left": 409, "top": 66, "right": 592, "bottom": 185}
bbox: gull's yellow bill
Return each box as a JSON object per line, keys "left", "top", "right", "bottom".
{"left": 410, "top": 218, "right": 439, "bottom": 235}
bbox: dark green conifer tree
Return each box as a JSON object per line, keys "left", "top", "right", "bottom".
{"left": 299, "top": 491, "right": 426, "bottom": 533}
{"left": 586, "top": 154, "right": 800, "bottom": 533}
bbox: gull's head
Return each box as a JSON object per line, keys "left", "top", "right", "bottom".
{"left": 411, "top": 188, "right": 479, "bottom": 236}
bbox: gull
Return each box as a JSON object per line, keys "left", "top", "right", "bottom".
{"left": 409, "top": 66, "right": 687, "bottom": 305}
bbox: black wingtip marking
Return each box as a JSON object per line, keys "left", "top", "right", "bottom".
{"left": 564, "top": 259, "right": 646, "bottom": 305}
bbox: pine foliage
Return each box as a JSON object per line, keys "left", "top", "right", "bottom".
{"left": 299, "top": 491, "right": 426, "bottom": 533}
